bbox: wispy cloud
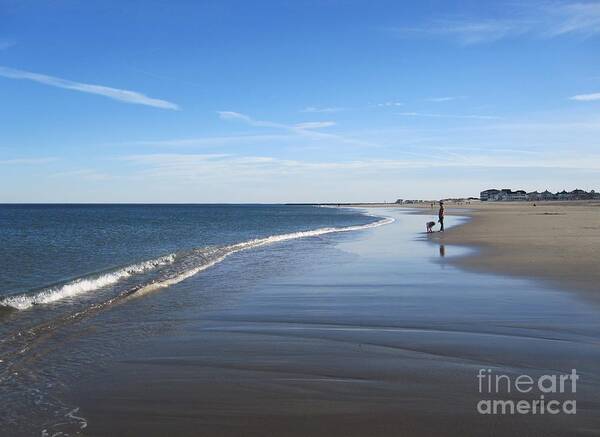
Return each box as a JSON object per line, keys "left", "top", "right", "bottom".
{"left": 51, "top": 168, "right": 112, "bottom": 181}
{"left": 301, "top": 106, "right": 347, "bottom": 113}
{"left": 217, "top": 110, "right": 382, "bottom": 148}
{"left": 375, "top": 101, "right": 403, "bottom": 107}
{"left": 294, "top": 121, "right": 336, "bottom": 130}
{"left": 218, "top": 112, "right": 334, "bottom": 131}
{"left": 217, "top": 110, "right": 321, "bottom": 134}
{"left": 426, "top": 96, "right": 467, "bottom": 102}
{"left": 387, "top": 2, "right": 600, "bottom": 45}
{"left": 544, "top": 1, "right": 600, "bottom": 37}
{"left": 217, "top": 111, "right": 284, "bottom": 128}
{"left": 122, "top": 152, "right": 600, "bottom": 185}
{"left": 0, "top": 66, "right": 180, "bottom": 110}
{"left": 0, "top": 39, "right": 16, "bottom": 50}
{"left": 114, "top": 134, "right": 291, "bottom": 148}
{"left": 570, "top": 92, "right": 600, "bottom": 101}
{"left": 398, "top": 112, "right": 500, "bottom": 120}
{"left": 0, "top": 157, "right": 58, "bottom": 165}
{"left": 301, "top": 102, "right": 405, "bottom": 112}
{"left": 387, "top": 19, "right": 528, "bottom": 45}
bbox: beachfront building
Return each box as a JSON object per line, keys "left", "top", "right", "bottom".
{"left": 480, "top": 188, "right": 598, "bottom": 201}
{"left": 512, "top": 190, "right": 527, "bottom": 200}
{"left": 569, "top": 189, "right": 588, "bottom": 200}
{"left": 540, "top": 190, "right": 556, "bottom": 200}
{"left": 493, "top": 189, "right": 527, "bottom": 201}
{"left": 480, "top": 189, "right": 500, "bottom": 201}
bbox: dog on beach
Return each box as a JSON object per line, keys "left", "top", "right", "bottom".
{"left": 426, "top": 221, "right": 436, "bottom": 233}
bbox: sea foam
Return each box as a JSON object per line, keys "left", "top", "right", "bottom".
{"left": 0, "top": 254, "right": 176, "bottom": 310}
{"left": 1, "top": 215, "right": 393, "bottom": 310}
{"left": 131, "top": 215, "right": 394, "bottom": 297}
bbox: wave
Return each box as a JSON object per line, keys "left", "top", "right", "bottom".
{"left": 131, "top": 215, "right": 394, "bottom": 297}
{"left": 1, "top": 215, "right": 393, "bottom": 311}
{"left": 0, "top": 254, "right": 176, "bottom": 310}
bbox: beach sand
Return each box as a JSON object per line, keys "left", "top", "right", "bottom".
{"left": 69, "top": 209, "right": 600, "bottom": 436}
{"left": 416, "top": 201, "right": 600, "bottom": 297}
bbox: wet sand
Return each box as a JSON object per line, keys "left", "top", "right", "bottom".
{"left": 71, "top": 210, "right": 600, "bottom": 436}
{"left": 415, "top": 201, "right": 600, "bottom": 296}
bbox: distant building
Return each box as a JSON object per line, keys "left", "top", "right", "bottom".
{"left": 491, "top": 189, "right": 527, "bottom": 201}
{"left": 570, "top": 189, "right": 587, "bottom": 200}
{"left": 480, "top": 188, "right": 598, "bottom": 201}
{"left": 480, "top": 189, "right": 500, "bottom": 201}
{"left": 540, "top": 190, "right": 556, "bottom": 201}
{"left": 513, "top": 190, "right": 527, "bottom": 201}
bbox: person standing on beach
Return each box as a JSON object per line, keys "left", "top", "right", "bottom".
{"left": 438, "top": 201, "right": 445, "bottom": 232}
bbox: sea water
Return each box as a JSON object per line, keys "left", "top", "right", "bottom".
{"left": 0, "top": 204, "right": 388, "bottom": 434}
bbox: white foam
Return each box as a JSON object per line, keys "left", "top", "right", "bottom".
{"left": 130, "top": 215, "right": 394, "bottom": 297}
{"left": 3, "top": 215, "right": 394, "bottom": 310}
{"left": 0, "top": 254, "right": 176, "bottom": 310}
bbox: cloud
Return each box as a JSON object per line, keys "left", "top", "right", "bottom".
{"left": 115, "top": 134, "right": 291, "bottom": 148}
{"left": 0, "top": 157, "right": 58, "bottom": 165}
{"left": 426, "top": 96, "right": 466, "bottom": 102}
{"left": 376, "top": 101, "right": 403, "bottom": 107}
{"left": 0, "top": 40, "right": 16, "bottom": 50}
{"left": 218, "top": 110, "right": 319, "bottom": 133}
{"left": 0, "top": 66, "right": 179, "bottom": 110}
{"left": 217, "top": 110, "right": 385, "bottom": 148}
{"left": 121, "top": 152, "right": 600, "bottom": 185}
{"left": 544, "top": 2, "right": 600, "bottom": 37}
{"left": 217, "top": 111, "right": 284, "bottom": 129}
{"left": 398, "top": 112, "right": 500, "bottom": 120}
{"left": 570, "top": 92, "right": 600, "bottom": 101}
{"left": 301, "top": 106, "right": 346, "bottom": 113}
{"left": 387, "top": 20, "right": 527, "bottom": 45}
{"left": 294, "top": 121, "right": 336, "bottom": 130}
{"left": 387, "top": 2, "right": 600, "bottom": 45}
{"left": 217, "top": 111, "right": 253, "bottom": 122}
{"left": 51, "top": 168, "right": 112, "bottom": 181}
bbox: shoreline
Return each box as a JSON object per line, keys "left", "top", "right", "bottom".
{"left": 408, "top": 201, "right": 600, "bottom": 298}
{"left": 67, "top": 208, "right": 600, "bottom": 436}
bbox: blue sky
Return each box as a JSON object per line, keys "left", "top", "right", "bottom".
{"left": 1, "top": 0, "right": 600, "bottom": 202}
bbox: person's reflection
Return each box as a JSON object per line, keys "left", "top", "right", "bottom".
{"left": 439, "top": 244, "right": 446, "bottom": 257}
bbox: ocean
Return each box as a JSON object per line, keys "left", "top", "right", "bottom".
{"left": 0, "top": 204, "right": 389, "bottom": 434}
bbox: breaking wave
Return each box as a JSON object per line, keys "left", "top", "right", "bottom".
{"left": 1, "top": 215, "right": 393, "bottom": 311}
{"left": 133, "top": 215, "right": 394, "bottom": 296}
{"left": 0, "top": 254, "right": 176, "bottom": 310}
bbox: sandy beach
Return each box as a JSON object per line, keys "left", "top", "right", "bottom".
{"left": 400, "top": 201, "right": 600, "bottom": 297}
{"left": 66, "top": 209, "right": 600, "bottom": 436}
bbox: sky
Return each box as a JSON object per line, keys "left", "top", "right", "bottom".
{"left": 1, "top": 0, "right": 600, "bottom": 203}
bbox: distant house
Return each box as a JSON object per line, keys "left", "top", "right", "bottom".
{"left": 480, "top": 189, "right": 500, "bottom": 201}
{"left": 512, "top": 190, "right": 527, "bottom": 201}
{"left": 481, "top": 187, "right": 598, "bottom": 202}
{"left": 540, "top": 190, "right": 556, "bottom": 200}
{"left": 498, "top": 189, "right": 511, "bottom": 201}
{"left": 496, "top": 189, "right": 527, "bottom": 201}
{"left": 569, "top": 189, "right": 587, "bottom": 200}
